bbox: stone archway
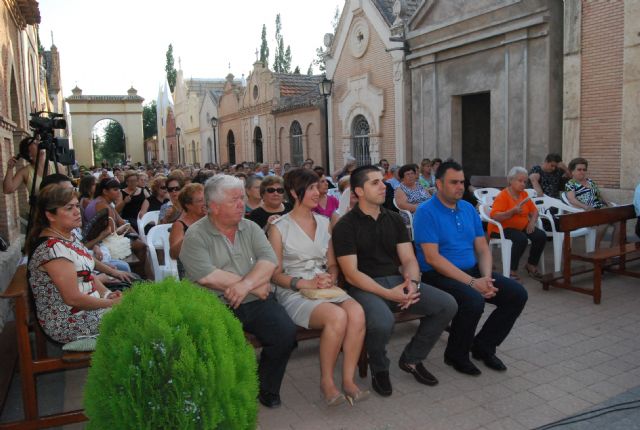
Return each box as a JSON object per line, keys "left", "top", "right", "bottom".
{"left": 66, "top": 86, "right": 144, "bottom": 166}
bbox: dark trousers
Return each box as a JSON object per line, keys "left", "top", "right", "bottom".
{"left": 233, "top": 294, "right": 297, "bottom": 395}
{"left": 422, "top": 267, "right": 527, "bottom": 362}
{"left": 498, "top": 227, "right": 547, "bottom": 271}
{"left": 349, "top": 275, "right": 458, "bottom": 373}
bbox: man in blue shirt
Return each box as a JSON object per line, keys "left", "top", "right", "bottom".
{"left": 414, "top": 161, "right": 528, "bottom": 376}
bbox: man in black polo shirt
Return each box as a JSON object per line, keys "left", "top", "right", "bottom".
{"left": 333, "top": 165, "right": 457, "bottom": 397}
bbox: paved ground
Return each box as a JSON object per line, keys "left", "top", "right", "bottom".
{"left": 2, "top": 254, "right": 640, "bottom": 430}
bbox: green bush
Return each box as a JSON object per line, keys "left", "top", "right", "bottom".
{"left": 84, "top": 278, "right": 258, "bottom": 429}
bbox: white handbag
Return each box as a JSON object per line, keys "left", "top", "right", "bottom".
{"left": 102, "top": 217, "right": 132, "bottom": 259}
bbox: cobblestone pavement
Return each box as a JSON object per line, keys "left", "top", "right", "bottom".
{"left": 2, "top": 257, "right": 639, "bottom": 430}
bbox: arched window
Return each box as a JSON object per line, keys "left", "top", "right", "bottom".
{"left": 290, "top": 121, "right": 303, "bottom": 167}
{"left": 227, "top": 130, "right": 236, "bottom": 164}
{"left": 254, "top": 127, "right": 263, "bottom": 163}
{"left": 351, "top": 115, "right": 371, "bottom": 166}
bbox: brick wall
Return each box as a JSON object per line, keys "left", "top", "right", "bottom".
{"left": 580, "top": 1, "right": 624, "bottom": 188}
{"left": 332, "top": 18, "right": 396, "bottom": 168}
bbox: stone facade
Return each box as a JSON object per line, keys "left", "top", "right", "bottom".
{"left": 65, "top": 86, "right": 145, "bottom": 166}
{"left": 405, "top": 0, "right": 564, "bottom": 178}
{"left": 325, "top": 0, "right": 416, "bottom": 170}
{"left": 218, "top": 62, "right": 325, "bottom": 167}
{"left": 563, "top": 0, "right": 639, "bottom": 201}
{"left": 199, "top": 89, "right": 221, "bottom": 164}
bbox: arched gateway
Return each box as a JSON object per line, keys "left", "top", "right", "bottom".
{"left": 66, "top": 86, "right": 144, "bottom": 166}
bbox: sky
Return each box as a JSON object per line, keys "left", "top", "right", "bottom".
{"left": 38, "top": 0, "right": 343, "bottom": 105}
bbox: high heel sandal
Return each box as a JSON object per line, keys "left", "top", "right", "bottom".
{"left": 325, "top": 392, "right": 347, "bottom": 407}
{"left": 525, "top": 266, "right": 543, "bottom": 280}
{"left": 343, "top": 388, "right": 370, "bottom": 406}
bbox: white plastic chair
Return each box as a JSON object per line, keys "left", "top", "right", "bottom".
{"left": 479, "top": 203, "right": 546, "bottom": 277}
{"left": 525, "top": 189, "right": 538, "bottom": 199}
{"left": 336, "top": 188, "right": 351, "bottom": 217}
{"left": 146, "top": 224, "right": 178, "bottom": 281}
{"left": 473, "top": 188, "right": 500, "bottom": 206}
{"left": 137, "top": 210, "right": 159, "bottom": 244}
{"left": 532, "top": 196, "right": 596, "bottom": 272}
{"left": 393, "top": 197, "right": 414, "bottom": 240}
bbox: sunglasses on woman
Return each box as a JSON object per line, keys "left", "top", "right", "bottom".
{"left": 265, "top": 187, "right": 285, "bottom": 194}
{"left": 159, "top": 186, "right": 167, "bottom": 190}
{"left": 167, "top": 186, "right": 182, "bottom": 192}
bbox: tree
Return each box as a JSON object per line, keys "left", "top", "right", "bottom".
{"left": 273, "top": 14, "right": 292, "bottom": 73}
{"left": 313, "top": 46, "right": 326, "bottom": 73}
{"left": 99, "top": 121, "right": 125, "bottom": 165}
{"left": 143, "top": 100, "right": 158, "bottom": 140}
{"left": 259, "top": 24, "right": 269, "bottom": 67}
{"left": 165, "top": 44, "right": 177, "bottom": 93}
{"left": 294, "top": 66, "right": 301, "bottom": 74}
{"left": 306, "top": 63, "right": 313, "bottom": 75}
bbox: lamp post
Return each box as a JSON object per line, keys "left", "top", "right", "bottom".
{"left": 175, "top": 126, "right": 181, "bottom": 164}
{"left": 318, "top": 75, "right": 333, "bottom": 171}
{"left": 210, "top": 116, "right": 218, "bottom": 164}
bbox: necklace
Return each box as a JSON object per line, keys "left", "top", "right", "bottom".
{"left": 46, "top": 226, "right": 73, "bottom": 241}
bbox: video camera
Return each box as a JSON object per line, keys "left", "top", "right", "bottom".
{"left": 29, "top": 111, "right": 75, "bottom": 166}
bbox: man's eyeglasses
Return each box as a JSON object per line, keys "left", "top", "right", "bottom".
{"left": 167, "top": 186, "right": 182, "bottom": 192}
{"left": 265, "top": 187, "right": 285, "bottom": 194}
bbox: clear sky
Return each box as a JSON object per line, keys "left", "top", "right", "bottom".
{"left": 38, "top": 0, "right": 342, "bottom": 105}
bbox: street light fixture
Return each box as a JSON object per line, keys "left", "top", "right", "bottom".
{"left": 175, "top": 126, "right": 182, "bottom": 164}
{"left": 318, "top": 75, "right": 333, "bottom": 171}
{"left": 210, "top": 116, "right": 218, "bottom": 164}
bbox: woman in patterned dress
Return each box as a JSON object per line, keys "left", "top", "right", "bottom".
{"left": 395, "top": 164, "right": 431, "bottom": 226}
{"left": 565, "top": 157, "right": 619, "bottom": 248}
{"left": 27, "top": 184, "right": 121, "bottom": 344}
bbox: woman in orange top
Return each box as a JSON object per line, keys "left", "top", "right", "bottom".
{"left": 489, "top": 167, "right": 546, "bottom": 280}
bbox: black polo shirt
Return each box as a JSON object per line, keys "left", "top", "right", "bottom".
{"left": 333, "top": 203, "right": 409, "bottom": 286}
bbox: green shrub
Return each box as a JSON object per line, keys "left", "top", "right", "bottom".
{"left": 84, "top": 278, "right": 258, "bottom": 429}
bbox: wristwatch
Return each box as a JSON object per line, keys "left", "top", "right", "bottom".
{"left": 290, "top": 277, "right": 301, "bottom": 292}
{"left": 410, "top": 279, "right": 421, "bottom": 290}
{"left": 468, "top": 278, "right": 476, "bottom": 288}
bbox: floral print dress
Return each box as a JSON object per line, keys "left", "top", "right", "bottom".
{"left": 28, "top": 235, "right": 107, "bottom": 343}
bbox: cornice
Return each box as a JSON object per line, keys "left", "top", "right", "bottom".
{"left": 4, "top": 0, "right": 40, "bottom": 29}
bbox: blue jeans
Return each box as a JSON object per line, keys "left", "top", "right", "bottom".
{"left": 348, "top": 275, "right": 457, "bottom": 373}
{"left": 422, "top": 267, "right": 527, "bottom": 361}
{"left": 232, "top": 294, "right": 297, "bottom": 395}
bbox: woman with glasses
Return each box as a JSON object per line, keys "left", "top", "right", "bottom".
{"left": 244, "top": 175, "right": 263, "bottom": 215}
{"left": 489, "top": 166, "right": 546, "bottom": 280}
{"left": 565, "top": 157, "right": 618, "bottom": 247}
{"left": 159, "top": 173, "right": 185, "bottom": 224}
{"left": 268, "top": 168, "right": 367, "bottom": 406}
{"left": 120, "top": 171, "right": 150, "bottom": 230}
{"left": 138, "top": 175, "right": 169, "bottom": 220}
{"left": 246, "top": 176, "right": 291, "bottom": 230}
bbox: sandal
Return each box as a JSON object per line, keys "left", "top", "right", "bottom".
{"left": 343, "top": 388, "right": 370, "bottom": 406}
{"left": 526, "top": 266, "right": 543, "bottom": 280}
{"left": 509, "top": 272, "right": 521, "bottom": 281}
{"left": 325, "top": 392, "right": 347, "bottom": 407}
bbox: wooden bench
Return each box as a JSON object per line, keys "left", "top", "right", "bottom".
{"left": 541, "top": 205, "right": 640, "bottom": 304}
{"left": 0, "top": 266, "right": 91, "bottom": 430}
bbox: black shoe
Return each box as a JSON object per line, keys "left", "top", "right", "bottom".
{"left": 471, "top": 350, "right": 507, "bottom": 371}
{"left": 371, "top": 370, "right": 393, "bottom": 397}
{"left": 258, "top": 390, "right": 281, "bottom": 408}
{"left": 399, "top": 360, "right": 439, "bottom": 386}
{"left": 444, "top": 356, "right": 481, "bottom": 376}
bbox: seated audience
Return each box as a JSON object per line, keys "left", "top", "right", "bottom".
{"left": 394, "top": 163, "right": 431, "bottom": 226}
{"left": 312, "top": 173, "right": 340, "bottom": 218}
{"left": 180, "top": 175, "right": 296, "bottom": 408}
{"left": 138, "top": 175, "right": 169, "bottom": 219}
{"left": 332, "top": 155, "right": 357, "bottom": 181}
{"left": 247, "top": 175, "right": 291, "bottom": 229}
{"left": 386, "top": 165, "right": 401, "bottom": 190}
{"left": 169, "top": 183, "right": 207, "bottom": 278}
{"left": 120, "top": 171, "right": 150, "bottom": 229}
{"left": 333, "top": 165, "right": 457, "bottom": 397}
{"left": 415, "top": 161, "right": 528, "bottom": 376}
{"left": 269, "top": 168, "right": 367, "bottom": 405}
{"left": 489, "top": 166, "right": 546, "bottom": 280}
{"left": 159, "top": 173, "right": 184, "bottom": 224}
{"left": 565, "top": 157, "right": 618, "bottom": 247}
{"left": 528, "top": 153, "right": 570, "bottom": 198}
{"left": 245, "top": 175, "right": 263, "bottom": 215}
{"left": 379, "top": 159, "right": 392, "bottom": 181}
{"left": 430, "top": 158, "right": 442, "bottom": 185}
{"left": 78, "top": 174, "right": 97, "bottom": 211}
{"left": 26, "top": 184, "right": 121, "bottom": 344}
{"left": 418, "top": 158, "right": 433, "bottom": 189}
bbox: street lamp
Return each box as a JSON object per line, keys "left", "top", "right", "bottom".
{"left": 318, "top": 75, "right": 333, "bottom": 171}
{"left": 175, "top": 126, "right": 181, "bottom": 164}
{"left": 210, "top": 116, "right": 218, "bottom": 164}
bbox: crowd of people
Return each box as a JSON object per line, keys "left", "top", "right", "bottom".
{"left": 4, "top": 134, "right": 639, "bottom": 410}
